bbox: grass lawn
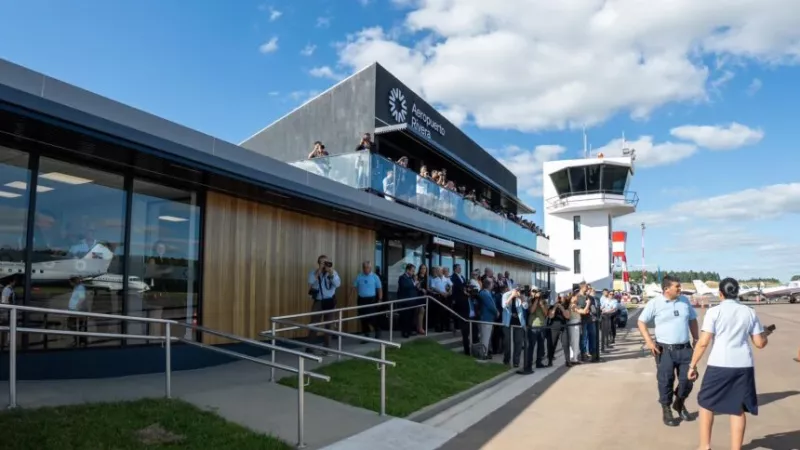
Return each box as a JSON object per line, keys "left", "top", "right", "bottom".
{"left": 0, "top": 398, "right": 291, "bottom": 450}
{"left": 279, "top": 338, "right": 509, "bottom": 417}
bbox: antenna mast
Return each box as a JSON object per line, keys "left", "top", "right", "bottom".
{"left": 583, "top": 126, "right": 588, "bottom": 158}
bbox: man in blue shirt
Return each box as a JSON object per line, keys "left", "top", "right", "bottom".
{"left": 353, "top": 261, "right": 383, "bottom": 341}
{"left": 637, "top": 275, "right": 699, "bottom": 427}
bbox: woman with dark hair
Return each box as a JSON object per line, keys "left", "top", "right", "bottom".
{"left": 688, "top": 277, "right": 771, "bottom": 450}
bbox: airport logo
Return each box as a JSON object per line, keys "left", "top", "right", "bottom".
{"left": 388, "top": 88, "right": 407, "bottom": 123}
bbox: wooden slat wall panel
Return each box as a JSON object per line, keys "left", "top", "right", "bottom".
{"left": 472, "top": 253, "right": 533, "bottom": 287}
{"left": 202, "top": 191, "right": 376, "bottom": 344}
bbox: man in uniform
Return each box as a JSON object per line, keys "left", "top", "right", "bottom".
{"left": 637, "top": 275, "right": 699, "bottom": 426}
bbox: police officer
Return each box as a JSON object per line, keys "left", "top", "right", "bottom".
{"left": 637, "top": 275, "right": 699, "bottom": 426}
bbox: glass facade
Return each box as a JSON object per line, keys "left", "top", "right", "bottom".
{"left": 291, "top": 152, "right": 539, "bottom": 251}
{"left": 548, "top": 163, "right": 632, "bottom": 197}
{"left": 0, "top": 143, "right": 204, "bottom": 351}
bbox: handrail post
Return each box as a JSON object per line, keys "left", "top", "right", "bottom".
{"left": 270, "top": 321, "right": 276, "bottom": 383}
{"left": 165, "top": 324, "right": 172, "bottom": 399}
{"left": 510, "top": 324, "right": 514, "bottom": 362}
{"left": 379, "top": 343, "right": 386, "bottom": 416}
{"left": 388, "top": 303, "right": 394, "bottom": 343}
{"left": 8, "top": 307, "right": 17, "bottom": 409}
{"left": 424, "top": 298, "right": 429, "bottom": 336}
{"left": 297, "top": 356, "right": 306, "bottom": 448}
{"left": 337, "top": 310, "right": 343, "bottom": 360}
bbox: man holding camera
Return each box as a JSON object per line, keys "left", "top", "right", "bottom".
{"left": 307, "top": 254, "right": 342, "bottom": 354}
{"left": 501, "top": 286, "right": 528, "bottom": 368}
{"left": 520, "top": 287, "right": 548, "bottom": 374}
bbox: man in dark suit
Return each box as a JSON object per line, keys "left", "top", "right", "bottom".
{"left": 450, "top": 263, "right": 470, "bottom": 355}
{"left": 397, "top": 263, "right": 419, "bottom": 338}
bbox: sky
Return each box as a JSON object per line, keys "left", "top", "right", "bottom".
{"left": 1, "top": 0, "right": 799, "bottom": 281}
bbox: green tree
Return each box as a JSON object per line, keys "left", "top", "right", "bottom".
{"left": 791, "top": 275, "right": 800, "bottom": 281}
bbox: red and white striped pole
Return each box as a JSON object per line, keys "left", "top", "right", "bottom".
{"left": 612, "top": 231, "right": 630, "bottom": 292}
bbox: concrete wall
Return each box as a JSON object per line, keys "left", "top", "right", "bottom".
{"left": 240, "top": 65, "right": 377, "bottom": 162}
{"left": 546, "top": 210, "right": 612, "bottom": 295}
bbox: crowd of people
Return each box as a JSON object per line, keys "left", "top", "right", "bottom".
{"left": 305, "top": 135, "right": 549, "bottom": 240}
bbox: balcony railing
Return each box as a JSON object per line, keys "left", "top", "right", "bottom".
{"left": 545, "top": 190, "right": 639, "bottom": 210}
{"left": 291, "top": 152, "right": 543, "bottom": 252}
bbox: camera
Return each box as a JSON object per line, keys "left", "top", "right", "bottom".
{"left": 466, "top": 284, "right": 481, "bottom": 297}
{"left": 541, "top": 289, "right": 551, "bottom": 299}
{"left": 324, "top": 261, "right": 333, "bottom": 268}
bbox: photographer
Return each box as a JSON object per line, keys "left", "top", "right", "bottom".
{"left": 307, "top": 254, "right": 341, "bottom": 354}
{"left": 520, "top": 289, "right": 548, "bottom": 374}
{"left": 501, "top": 286, "right": 528, "bottom": 368}
{"left": 547, "top": 292, "right": 570, "bottom": 367}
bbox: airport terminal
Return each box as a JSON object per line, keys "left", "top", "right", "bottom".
{"left": 0, "top": 58, "right": 567, "bottom": 380}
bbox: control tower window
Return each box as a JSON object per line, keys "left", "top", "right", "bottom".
{"left": 586, "top": 165, "right": 601, "bottom": 192}
{"left": 569, "top": 167, "right": 587, "bottom": 193}
{"left": 550, "top": 169, "right": 570, "bottom": 198}
{"left": 601, "top": 165, "right": 629, "bottom": 195}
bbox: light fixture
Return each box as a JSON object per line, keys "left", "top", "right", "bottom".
{"left": 39, "top": 172, "right": 93, "bottom": 185}
{"left": 5, "top": 181, "right": 54, "bottom": 193}
{"left": 0, "top": 190, "right": 22, "bottom": 198}
{"left": 158, "top": 215, "right": 188, "bottom": 222}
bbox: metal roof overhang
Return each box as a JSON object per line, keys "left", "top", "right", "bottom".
{"left": 0, "top": 58, "right": 566, "bottom": 271}
{"left": 374, "top": 123, "right": 536, "bottom": 215}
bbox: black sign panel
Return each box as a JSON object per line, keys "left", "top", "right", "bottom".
{"left": 373, "top": 64, "right": 517, "bottom": 196}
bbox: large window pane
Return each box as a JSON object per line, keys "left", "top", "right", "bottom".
{"left": 601, "top": 165, "right": 629, "bottom": 194}
{"left": 0, "top": 146, "right": 30, "bottom": 352}
{"left": 586, "top": 165, "right": 601, "bottom": 192}
{"left": 128, "top": 180, "right": 200, "bottom": 343}
{"left": 30, "top": 158, "right": 126, "bottom": 349}
{"left": 568, "top": 167, "right": 587, "bottom": 194}
{"left": 549, "top": 169, "right": 570, "bottom": 197}
{"left": 386, "top": 240, "right": 403, "bottom": 300}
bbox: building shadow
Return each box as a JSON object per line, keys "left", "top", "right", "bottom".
{"left": 742, "top": 429, "right": 800, "bottom": 450}
{"left": 758, "top": 390, "right": 800, "bottom": 408}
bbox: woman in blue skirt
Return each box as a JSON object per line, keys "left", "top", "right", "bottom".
{"left": 688, "top": 278, "right": 771, "bottom": 450}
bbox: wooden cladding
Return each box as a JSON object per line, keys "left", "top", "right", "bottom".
{"left": 201, "top": 191, "right": 376, "bottom": 344}
{"left": 472, "top": 253, "right": 533, "bottom": 287}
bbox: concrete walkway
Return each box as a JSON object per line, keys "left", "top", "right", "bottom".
{"left": 436, "top": 304, "right": 800, "bottom": 450}
{"left": 0, "top": 331, "right": 434, "bottom": 449}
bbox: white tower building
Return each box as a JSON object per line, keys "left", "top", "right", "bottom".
{"left": 542, "top": 153, "right": 637, "bottom": 295}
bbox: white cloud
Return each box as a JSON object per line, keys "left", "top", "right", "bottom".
{"left": 259, "top": 37, "right": 279, "bottom": 54}
{"left": 493, "top": 145, "right": 567, "bottom": 197}
{"left": 269, "top": 8, "right": 282, "bottom": 21}
{"left": 301, "top": 44, "right": 317, "bottom": 56}
{"left": 747, "top": 78, "right": 763, "bottom": 96}
{"left": 593, "top": 136, "right": 698, "bottom": 168}
{"left": 316, "top": 17, "right": 331, "bottom": 28}
{"left": 309, "top": 66, "right": 345, "bottom": 81}
{"left": 670, "top": 123, "right": 764, "bottom": 150}
{"left": 335, "top": 1, "right": 800, "bottom": 132}
{"left": 617, "top": 183, "right": 800, "bottom": 228}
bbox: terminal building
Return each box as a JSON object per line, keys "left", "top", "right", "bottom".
{"left": 0, "top": 58, "right": 566, "bottom": 380}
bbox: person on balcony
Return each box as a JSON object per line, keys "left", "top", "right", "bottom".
{"left": 355, "top": 133, "right": 372, "bottom": 151}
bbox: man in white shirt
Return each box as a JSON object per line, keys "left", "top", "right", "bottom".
{"left": 428, "top": 266, "right": 450, "bottom": 332}
{"left": 307, "top": 254, "right": 341, "bottom": 354}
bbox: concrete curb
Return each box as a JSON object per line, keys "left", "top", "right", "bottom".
{"left": 405, "top": 367, "right": 518, "bottom": 423}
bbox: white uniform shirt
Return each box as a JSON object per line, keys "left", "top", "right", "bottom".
{"left": 429, "top": 276, "right": 447, "bottom": 295}
{"left": 702, "top": 299, "right": 764, "bottom": 368}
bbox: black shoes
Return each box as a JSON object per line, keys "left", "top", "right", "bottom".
{"left": 661, "top": 404, "right": 680, "bottom": 427}
{"left": 672, "top": 397, "right": 695, "bottom": 421}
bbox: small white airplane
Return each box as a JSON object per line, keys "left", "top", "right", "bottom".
{"left": 692, "top": 280, "right": 759, "bottom": 300}
{"left": 759, "top": 281, "right": 800, "bottom": 303}
{"left": 0, "top": 243, "right": 150, "bottom": 293}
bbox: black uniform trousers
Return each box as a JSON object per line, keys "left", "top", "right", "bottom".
{"left": 357, "top": 296, "right": 379, "bottom": 335}
{"left": 454, "top": 300, "right": 472, "bottom": 355}
{"left": 547, "top": 320, "right": 569, "bottom": 363}
{"left": 655, "top": 342, "right": 694, "bottom": 405}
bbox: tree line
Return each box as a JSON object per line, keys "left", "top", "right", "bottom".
{"left": 792, "top": 275, "right": 800, "bottom": 281}
{"left": 615, "top": 270, "right": 786, "bottom": 284}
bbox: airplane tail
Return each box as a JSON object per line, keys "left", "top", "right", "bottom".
{"left": 78, "top": 243, "right": 114, "bottom": 274}
{"left": 692, "top": 280, "right": 714, "bottom": 295}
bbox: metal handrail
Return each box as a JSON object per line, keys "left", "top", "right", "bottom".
{"left": 0, "top": 303, "right": 327, "bottom": 448}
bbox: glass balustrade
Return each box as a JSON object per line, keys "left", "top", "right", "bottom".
{"left": 291, "top": 152, "right": 541, "bottom": 251}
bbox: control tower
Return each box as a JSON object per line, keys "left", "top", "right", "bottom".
{"left": 542, "top": 152, "right": 638, "bottom": 294}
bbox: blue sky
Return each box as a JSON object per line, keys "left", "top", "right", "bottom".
{"left": 2, "top": 0, "right": 799, "bottom": 281}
